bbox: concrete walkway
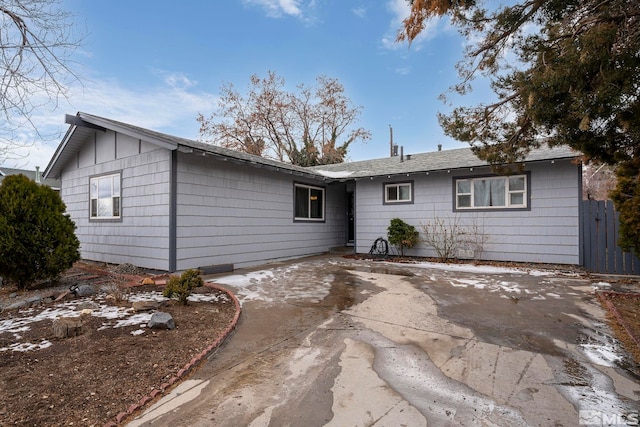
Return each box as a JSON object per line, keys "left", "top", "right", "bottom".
{"left": 127, "top": 256, "right": 640, "bottom": 426}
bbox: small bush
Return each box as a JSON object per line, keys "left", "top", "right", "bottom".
{"left": 387, "top": 218, "right": 419, "bottom": 257}
{"left": 0, "top": 175, "right": 80, "bottom": 289}
{"left": 162, "top": 269, "right": 203, "bottom": 305}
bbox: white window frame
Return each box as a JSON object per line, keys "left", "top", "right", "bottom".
{"left": 384, "top": 182, "right": 413, "bottom": 204}
{"left": 294, "top": 183, "right": 325, "bottom": 221}
{"left": 90, "top": 173, "right": 121, "bottom": 219}
{"left": 455, "top": 174, "right": 528, "bottom": 210}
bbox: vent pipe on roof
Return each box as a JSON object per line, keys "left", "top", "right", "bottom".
{"left": 389, "top": 125, "right": 394, "bottom": 157}
{"left": 400, "top": 146, "right": 404, "bottom": 162}
{"left": 438, "top": 144, "right": 442, "bottom": 151}
{"left": 35, "top": 166, "right": 41, "bottom": 184}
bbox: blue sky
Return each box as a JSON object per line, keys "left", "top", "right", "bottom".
{"left": 10, "top": 0, "right": 486, "bottom": 170}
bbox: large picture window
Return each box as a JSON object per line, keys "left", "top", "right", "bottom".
{"left": 384, "top": 182, "right": 413, "bottom": 204}
{"left": 295, "top": 183, "right": 325, "bottom": 221}
{"left": 455, "top": 175, "right": 527, "bottom": 210}
{"left": 90, "top": 173, "right": 121, "bottom": 219}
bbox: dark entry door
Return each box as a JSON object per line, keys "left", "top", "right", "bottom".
{"left": 347, "top": 191, "right": 355, "bottom": 245}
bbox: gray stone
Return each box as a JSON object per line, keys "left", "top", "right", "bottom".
{"left": 148, "top": 312, "right": 175, "bottom": 330}
{"left": 25, "top": 296, "right": 43, "bottom": 306}
{"left": 73, "top": 285, "right": 95, "bottom": 297}
{"left": 5, "top": 300, "right": 28, "bottom": 310}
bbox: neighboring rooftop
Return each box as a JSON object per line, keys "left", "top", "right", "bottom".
{"left": 0, "top": 166, "right": 61, "bottom": 189}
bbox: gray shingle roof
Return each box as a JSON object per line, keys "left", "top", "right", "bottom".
{"left": 310, "top": 145, "right": 578, "bottom": 179}
{"left": 0, "top": 167, "right": 61, "bottom": 189}
{"left": 44, "top": 112, "right": 579, "bottom": 182}
{"left": 44, "top": 112, "right": 319, "bottom": 180}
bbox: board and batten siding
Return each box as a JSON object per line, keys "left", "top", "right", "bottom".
{"left": 175, "top": 153, "right": 346, "bottom": 271}
{"left": 354, "top": 159, "right": 581, "bottom": 265}
{"left": 59, "top": 129, "right": 173, "bottom": 271}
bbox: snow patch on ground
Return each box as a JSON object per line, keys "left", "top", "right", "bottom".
{"left": 211, "top": 265, "right": 331, "bottom": 305}
{"left": 0, "top": 290, "right": 224, "bottom": 353}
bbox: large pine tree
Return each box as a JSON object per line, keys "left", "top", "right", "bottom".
{"left": 399, "top": 0, "right": 640, "bottom": 254}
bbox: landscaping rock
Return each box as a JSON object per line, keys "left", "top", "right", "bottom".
{"left": 141, "top": 277, "right": 155, "bottom": 285}
{"left": 148, "top": 312, "right": 175, "bottom": 330}
{"left": 4, "top": 301, "right": 25, "bottom": 311}
{"left": 132, "top": 301, "right": 162, "bottom": 312}
{"left": 72, "top": 285, "right": 95, "bottom": 297}
{"left": 76, "top": 301, "right": 100, "bottom": 310}
{"left": 25, "top": 296, "right": 43, "bottom": 306}
{"left": 52, "top": 317, "right": 83, "bottom": 339}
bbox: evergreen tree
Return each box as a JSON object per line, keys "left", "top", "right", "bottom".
{"left": 398, "top": 0, "right": 640, "bottom": 254}
{"left": 0, "top": 175, "right": 80, "bottom": 288}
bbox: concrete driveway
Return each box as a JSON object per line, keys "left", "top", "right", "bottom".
{"left": 128, "top": 255, "right": 639, "bottom": 426}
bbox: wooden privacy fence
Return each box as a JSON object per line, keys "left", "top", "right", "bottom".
{"left": 581, "top": 200, "right": 640, "bottom": 275}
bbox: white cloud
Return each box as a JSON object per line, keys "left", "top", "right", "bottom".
{"left": 243, "top": 0, "right": 303, "bottom": 18}
{"left": 352, "top": 6, "right": 367, "bottom": 18}
{"left": 1, "top": 70, "right": 219, "bottom": 171}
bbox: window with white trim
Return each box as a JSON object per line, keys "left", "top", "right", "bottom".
{"left": 90, "top": 173, "right": 121, "bottom": 219}
{"left": 294, "top": 183, "right": 324, "bottom": 221}
{"left": 456, "top": 175, "right": 527, "bottom": 209}
{"left": 384, "top": 182, "right": 412, "bottom": 204}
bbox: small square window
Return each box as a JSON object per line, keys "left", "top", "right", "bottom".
{"left": 384, "top": 182, "right": 413, "bottom": 204}
{"left": 294, "top": 183, "right": 325, "bottom": 221}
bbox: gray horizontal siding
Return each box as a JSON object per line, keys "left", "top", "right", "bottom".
{"left": 175, "top": 153, "right": 346, "bottom": 270}
{"left": 354, "top": 160, "right": 581, "bottom": 265}
{"left": 59, "top": 131, "right": 172, "bottom": 271}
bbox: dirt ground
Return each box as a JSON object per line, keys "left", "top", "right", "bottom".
{"left": 0, "top": 263, "right": 239, "bottom": 427}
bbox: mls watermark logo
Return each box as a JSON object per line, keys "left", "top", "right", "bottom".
{"left": 579, "top": 410, "right": 640, "bottom": 426}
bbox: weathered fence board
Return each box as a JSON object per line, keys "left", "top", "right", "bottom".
{"left": 581, "top": 200, "right": 640, "bottom": 275}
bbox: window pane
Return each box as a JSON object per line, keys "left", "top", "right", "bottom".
{"left": 91, "top": 199, "right": 97, "bottom": 217}
{"left": 510, "top": 193, "right": 523, "bottom": 205}
{"left": 490, "top": 179, "right": 505, "bottom": 206}
{"left": 90, "top": 179, "right": 98, "bottom": 198}
{"left": 113, "top": 176, "right": 120, "bottom": 196}
{"left": 509, "top": 176, "right": 525, "bottom": 191}
{"left": 98, "top": 177, "right": 112, "bottom": 199}
{"left": 387, "top": 186, "right": 398, "bottom": 201}
{"left": 295, "top": 187, "right": 308, "bottom": 218}
{"left": 399, "top": 185, "right": 410, "bottom": 201}
{"left": 113, "top": 197, "right": 120, "bottom": 217}
{"left": 98, "top": 198, "right": 112, "bottom": 217}
{"left": 457, "top": 180, "right": 470, "bottom": 193}
{"left": 474, "top": 180, "right": 490, "bottom": 206}
{"left": 458, "top": 194, "right": 471, "bottom": 208}
{"left": 310, "top": 189, "right": 323, "bottom": 219}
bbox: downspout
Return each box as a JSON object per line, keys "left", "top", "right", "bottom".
{"left": 169, "top": 150, "right": 177, "bottom": 272}
{"left": 577, "top": 160, "right": 584, "bottom": 267}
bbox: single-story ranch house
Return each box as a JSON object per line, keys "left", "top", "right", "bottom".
{"left": 43, "top": 112, "right": 582, "bottom": 272}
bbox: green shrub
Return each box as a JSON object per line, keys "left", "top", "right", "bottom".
{"left": 0, "top": 175, "right": 80, "bottom": 289}
{"left": 162, "top": 269, "right": 203, "bottom": 305}
{"left": 387, "top": 218, "right": 419, "bottom": 257}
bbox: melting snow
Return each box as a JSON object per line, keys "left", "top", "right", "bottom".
{"left": 313, "top": 170, "right": 354, "bottom": 178}
{"left": 0, "top": 290, "right": 224, "bottom": 353}
{"left": 402, "top": 261, "right": 554, "bottom": 276}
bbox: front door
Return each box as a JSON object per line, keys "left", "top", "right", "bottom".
{"left": 347, "top": 191, "right": 355, "bottom": 246}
